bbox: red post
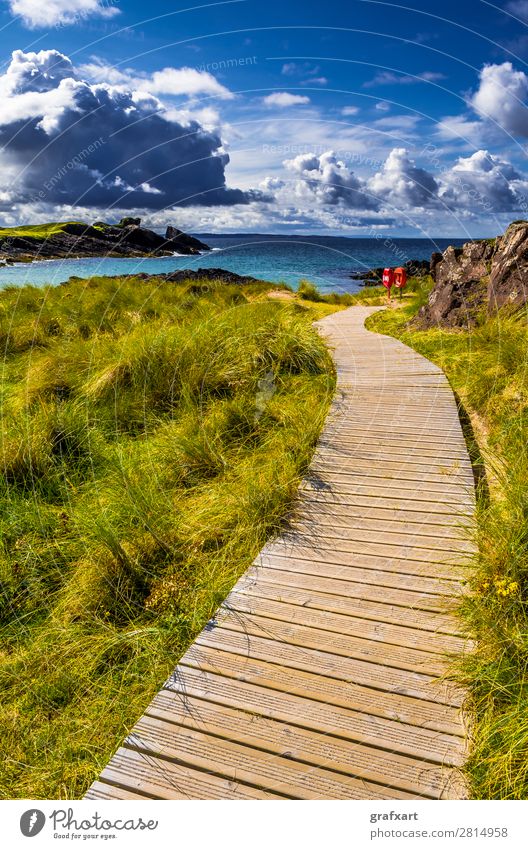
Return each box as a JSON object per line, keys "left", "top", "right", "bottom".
{"left": 394, "top": 267, "right": 407, "bottom": 300}
{"left": 382, "top": 268, "right": 394, "bottom": 302}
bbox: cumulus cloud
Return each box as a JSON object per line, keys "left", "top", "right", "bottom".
{"left": 375, "top": 101, "right": 390, "bottom": 111}
{"left": 9, "top": 0, "right": 119, "bottom": 28}
{"left": 440, "top": 150, "right": 528, "bottom": 212}
{"left": 470, "top": 62, "right": 528, "bottom": 136}
{"left": 263, "top": 92, "right": 311, "bottom": 107}
{"left": 0, "top": 49, "right": 260, "bottom": 210}
{"left": 282, "top": 151, "right": 379, "bottom": 209}
{"left": 341, "top": 106, "right": 359, "bottom": 116}
{"left": 368, "top": 148, "right": 439, "bottom": 207}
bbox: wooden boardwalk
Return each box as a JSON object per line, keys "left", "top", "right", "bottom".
{"left": 87, "top": 306, "right": 474, "bottom": 801}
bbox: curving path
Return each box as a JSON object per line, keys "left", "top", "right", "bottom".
{"left": 87, "top": 306, "right": 474, "bottom": 801}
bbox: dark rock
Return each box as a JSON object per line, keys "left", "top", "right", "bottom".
{"left": 118, "top": 217, "right": 141, "bottom": 227}
{"left": 414, "top": 226, "right": 528, "bottom": 328}
{"left": 404, "top": 258, "right": 430, "bottom": 277}
{"left": 164, "top": 268, "right": 262, "bottom": 285}
{"left": 64, "top": 267, "right": 268, "bottom": 288}
{"left": 430, "top": 252, "right": 443, "bottom": 281}
{"left": 352, "top": 259, "right": 431, "bottom": 284}
{"left": 164, "top": 227, "right": 209, "bottom": 254}
{"left": 488, "top": 222, "right": 528, "bottom": 310}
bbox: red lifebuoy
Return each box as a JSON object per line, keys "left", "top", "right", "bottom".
{"left": 382, "top": 268, "right": 394, "bottom": 289}
{"left": 394, "top": 267, "right": 407, "bottom": 288}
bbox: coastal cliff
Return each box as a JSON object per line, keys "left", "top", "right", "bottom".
{"left": 0, "top": 218, "right": 210, "bottom": 263}
{"left": 416, "top": 221, "right": 528, "bottom": 327}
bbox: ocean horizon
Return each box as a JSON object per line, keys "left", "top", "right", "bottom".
{"left": 0, "top": 232, "right": 468, "bottom": 292}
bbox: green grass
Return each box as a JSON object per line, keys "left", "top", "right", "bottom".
{"left": 0, "top": 222, "right": 86, "bottom": 240}
{"left": 297, "top": 276, "right": 427, "bottom": 308}
{"left": 367, "top": 287, "right": 528, "bottom": 800}
{"left": 0, "top": 274, "right": 335, "bottom": 799}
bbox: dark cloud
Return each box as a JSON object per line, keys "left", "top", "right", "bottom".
{"left": 0, "top": 49, "right": 261, "bottom": 210}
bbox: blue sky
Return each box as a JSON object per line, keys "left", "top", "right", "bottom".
{"left": 0, "top": 0, "right": 527, "bottom": 236}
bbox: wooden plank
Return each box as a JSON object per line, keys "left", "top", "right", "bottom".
{"left": 146, "top": 691, "right": 464, "bottom": 798}
{"left": 232, "top": 577, "right": 462, "bottom": 634}
{"left": 191, "top": 628, "right": 462, "bottom": 711}
{"left": 250, "top": 563, "right": 459, "bottom": 611}
{"left": 223, "top": 590, "right": 467, "bottom": 653}
{"left": 254, "top": 552, "right": 460, "bottom": 594}
{"left": 128, "top": 715, "right": 413, "bottom": 800}
{"left": 292, "top": 510, "right": 473, "bottom": 542}
{"left": 287, "top": 520, "right": 473, "bottom": 554}
{"left": 85, "top": 781, "right": 150, "bottom": 800}
{"left": 98, "top": 747, "right": 284, "bottom": 799}
{"left": 266, "top": 533, "right": 472, "bottom": 567}
{"left": 301, "top": 490, "right": 473, "bottom": 517}
{"left": 297, "top": 500, "right": 473, "bottom": 527}
{"left": 213, "top": 606, "right": 450, "bottom": 674}
{"left": 171, "top": 656, "right": 465, "bottom": 761}
{"left": 256, "top": 544, "right": 469, "bottom": 579}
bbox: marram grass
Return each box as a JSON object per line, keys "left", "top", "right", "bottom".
{"left": 0, "top": 274, "right": 335, "bottom": 798}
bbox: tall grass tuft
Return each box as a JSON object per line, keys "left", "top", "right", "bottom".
{"left": 0, "top": 274, "right": 335, "bottom": 799}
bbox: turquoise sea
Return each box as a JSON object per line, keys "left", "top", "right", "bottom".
{"left": 0, "top": 233, "right": 467, "bottom": 293}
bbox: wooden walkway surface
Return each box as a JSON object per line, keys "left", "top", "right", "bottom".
{"left": 87, "top": 306, "right": 474, "bottom": 801}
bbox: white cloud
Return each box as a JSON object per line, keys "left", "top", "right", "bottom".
{"left": 282, "top": 150, "right": 379, "bottom": 209}
{"left": 341, "top": 106, "right": 359, "bottom": 116}
{"left": 440, "top": 150, "right": 528, "bottom": 212}
{"left": 368, "top": 147, "right": 439, "bottom": 207}
{"left": 281, "top": 62, "right": 320, "bottom": 76}
{"left": 363, "top": 70, "right": 446, "bottom": 88}
{"left": 80, "top": 59, "right": 234, "bottom": 100}
{"left": 263, "top": 92, "right": 311, "bottom": 107}
{"left": 9, "top": 0, "right": 119, "bottom": 28}
{"left": 301, "top": 77, "right": 328, "bottom": 86}
{"left": 470, "top": 62, "right": 528, "bottom": 136}
{"left": 435, "top": 114, "right": 488, "bottom": 145}
{"left": 375, "top": 101, "right": 390, "bottom": 111}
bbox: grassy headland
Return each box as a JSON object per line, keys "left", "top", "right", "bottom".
{"left": 0, "top": 273, "right": 335, "bottom": 798}
{"left": 367, "top": 279, "right": 528, "bottom": 800}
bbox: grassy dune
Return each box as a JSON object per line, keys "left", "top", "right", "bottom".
{"left": 0, "top": 222, "right": 85, "bottom": 240}
{"left": 0, "top": 274, "right": 335, "bottom": 798}
{"left": 368, "top": 283, "right": 528, "bottom": 800}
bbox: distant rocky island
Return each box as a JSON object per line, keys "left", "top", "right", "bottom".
{"left": 0, "top": 217, "right": 210, "bottom": 264}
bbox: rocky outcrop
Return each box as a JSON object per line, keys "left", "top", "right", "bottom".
{"left": 0, "top": 219, "right": 210, "bottom": 263}
{"left": 415, "top": 221, "right": 528, "bottom": 328}
{"left": 65, "top": 267, "right": 268, "bottom": 288}
{"left": 488, "top": 222, "right": 528, "bottom": 310}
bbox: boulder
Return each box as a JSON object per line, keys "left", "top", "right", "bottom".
{"left": 164, "top": 226, "right": 210, "bottom": 253}
{"left": 488, "top": 221, "right": 528, "bottom": 310}
{"left": 414, "top": 240, "right": 492, "bottom": 328}
{"left": 118, "top": 217, "right": 141, "bottom": 227}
